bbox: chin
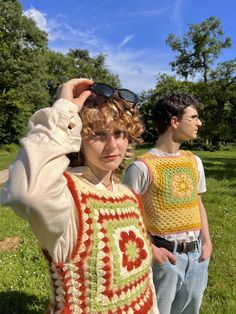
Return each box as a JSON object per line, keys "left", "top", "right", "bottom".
{"left": 182, "top": 137, "right": 195, "bottom": 142}
{"left": 188, "top": 133, "right": 198, "bottom": 140}
{"left": 104, "top": 161, "right": 121, "bottom": 171}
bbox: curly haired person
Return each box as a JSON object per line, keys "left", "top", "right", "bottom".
{"left": 1, "top": 78, "right": 159, "bottom": 314}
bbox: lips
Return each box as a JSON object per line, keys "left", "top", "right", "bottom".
{"left": 103, "top": 155, "right": 120, "bottom": 160}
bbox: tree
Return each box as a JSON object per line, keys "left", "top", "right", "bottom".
{"left": 0, "top": 0, "right": 48, "bottom": 92}
{"left": 139, "top": 61, "right": 236, "bottom": 147}
{"left": 67, "top": 49, "right": 120, "bottom": 87}
{"left": 45, "top": 49, "right": 120, "bottom": 102}
{"left": 45, "top": 50, "right": 77, "bottom": 101}
{"left": 0, "top": 0, "right": 50, "bottom": 143}
{"left": 166, "top": 17, "right": 231, "bottom": 82}
{"left": 0, "top": 89, "right": 32, "bottom": 144}
{"left": 152, "top": 16, "right": 236, "bottom": 148}
{"left": 196, "top": 59, "right": 236, "bottom": 147}
{"left": 0, "top": 2, "right": 121, "bottom": 144}
{"left": 138, "top": 17, "right": 235, "bottom": 147}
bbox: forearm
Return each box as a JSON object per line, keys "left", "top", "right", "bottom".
{"left": 199, "top": 196, "right": 211, "bottom": 243}
{"left": 198, "top": 195, "right": 212, "bottom": 259}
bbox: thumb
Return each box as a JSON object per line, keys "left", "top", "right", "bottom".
{"left": 168, "top": 252, "right": 177, "bottom": 265}
{"left": 73, "top": 90, "right": 92, "bottom": 111}
{"left": 198, "top": 252, "right": 207, "bottom": 262}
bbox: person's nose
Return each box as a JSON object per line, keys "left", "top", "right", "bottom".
{"left": 197, "top": 118, "right": 202, "bottom": 127}
{"left": 105, "top": 133, "right": 118, "bottom": 148}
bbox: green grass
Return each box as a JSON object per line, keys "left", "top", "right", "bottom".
{"left": 0, "top": 151, "right": 18, "bottom": 171}
{"left": 0, "top": 206, "right": 50, "bottom": 312}
{"left": 0, "top": 149, "right": 236, "bottom": 313}
{"left": 192, "top": 150, "right": 236, "bottom": 314}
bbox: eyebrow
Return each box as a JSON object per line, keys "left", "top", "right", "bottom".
{"left": 92, "top": 127, "right": 126, "bottom": 133}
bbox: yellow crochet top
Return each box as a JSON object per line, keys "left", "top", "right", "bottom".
{"left": 138, "top": 150, "right": 201, "bottom": 235}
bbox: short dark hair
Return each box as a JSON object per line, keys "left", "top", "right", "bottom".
{"left": 153, "top": 92, "right": 200, "bottom": 134}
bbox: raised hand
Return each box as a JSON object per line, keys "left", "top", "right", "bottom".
{"left": 57, "top": 78, "right": 93, "bottom": 111}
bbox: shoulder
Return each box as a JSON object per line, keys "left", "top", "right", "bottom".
{"left": 138, "top": 151, "right": 156, "bottom": 161}
{"left": 126, "top": 160, "right": 149, "bottom": 174}
{"left": 192, "top": 154, "right": 204, "bottom": 171}
{"left": 124, "top": 161, "right": 151, "bottom": 195}
{"left": 180, "top": 149, "right": 195, "bottom": 157}
{"left": 181, "top": 150, "right": 203, "bottom": 165}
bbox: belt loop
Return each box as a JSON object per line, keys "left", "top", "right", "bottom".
{"left": 173, "top": 241, "right": 178, "bottom": 254}
{"left": 197, "top": 238, "right": 201, "bottom": 252}
{"left": 182, "top": 241, "right": 187, "bottom": 253}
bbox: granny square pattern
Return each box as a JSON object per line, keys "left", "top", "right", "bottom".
{"left": 44, "top": 173, "right": 153, "bottom": 314}
{"left": 138, "top": 151, "right": 201, "bottom": 235}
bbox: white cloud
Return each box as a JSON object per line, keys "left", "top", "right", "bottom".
{"left": 117, "top": 35, "right": 134, "bottom": 49}
{"left": 130, "top": 4, "right": 173, "bottom": 17}
{"left": 23, "top": 7, "right": 48, "bottom": 32}
{"left": 23, "top": 8, "right": 60, "bottom": 40}
{"left": 23, "top": 7, "right": 171, "bottom": 93}
{"left": 23, "top": 7, "right": 93, "bottom": 42}
{"left": 169, "top": 0, "right": 185, "bottom": 36}
{"left": 103, "top": 47, "right": 172, "bottom": 93}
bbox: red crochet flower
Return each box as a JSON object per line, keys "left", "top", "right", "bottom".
{"left": 119, "top": 230, "right": 147, "bottom": 271}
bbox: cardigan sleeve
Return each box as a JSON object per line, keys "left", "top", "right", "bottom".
{"left": 0, "top": 99, "right": 81, "bottom": 261}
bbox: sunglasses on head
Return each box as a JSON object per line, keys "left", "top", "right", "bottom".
{"left": 89, "top": 83, "right": 139, "bottom": 106}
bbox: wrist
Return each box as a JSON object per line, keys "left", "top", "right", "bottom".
{"left": 202, "top": 238, "right": 212, "bottom": 247}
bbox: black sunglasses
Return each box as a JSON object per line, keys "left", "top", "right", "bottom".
{"left": 89, "top": 82, "right": 139, "bottom": 105}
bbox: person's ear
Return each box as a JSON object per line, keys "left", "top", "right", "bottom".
{"left": 170, "top": 116, "right": 179, "bottom": 129}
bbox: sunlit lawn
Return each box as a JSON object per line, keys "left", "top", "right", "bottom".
{"left": 0, "top": 151, "right": 17, "bottom": 171}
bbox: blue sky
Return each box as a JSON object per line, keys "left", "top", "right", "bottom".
{"left": 20, "top": 0, "right": 236, "bottom": 93}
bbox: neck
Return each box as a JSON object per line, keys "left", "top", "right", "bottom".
{"left": 155, "top": 133, "right": 181, "bottom": 154}
{"left": 87, "top": 164, "right": 113, "bottom": 187}
{"left": 100, "top": 176, "right": 113, "bottom": 191}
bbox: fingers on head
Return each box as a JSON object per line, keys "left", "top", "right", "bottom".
{"left": 78, "top": 90, "right": 92, "bottom": 103}
{"left": 70, "top": 78, "right": 93, "bottom": 89}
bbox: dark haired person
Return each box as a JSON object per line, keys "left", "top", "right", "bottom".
{"left": 124, "top": 92, "right": 212, "bottom": 314}
{"left": 1, "top": 78, "right": 159, "bottom": 314}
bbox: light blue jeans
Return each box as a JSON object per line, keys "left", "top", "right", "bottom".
{"left": 152, "top": 243, "right": 209, "bottom": 314}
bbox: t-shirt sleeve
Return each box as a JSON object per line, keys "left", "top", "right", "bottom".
{"left": 124, "top": 160, "right": 150, "bottom": 195}
{"left": 195, "top": 155, "right": 207, "bottom": 194}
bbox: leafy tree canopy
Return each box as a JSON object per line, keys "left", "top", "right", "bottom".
{"left": 166, "top": 16, "right": 231, "bottom": 82}
{"left": 140, "top": 16, "right": 235, "bottom": 147}
{"left": 0, "top": 1, "right": 120, "bottom": 144}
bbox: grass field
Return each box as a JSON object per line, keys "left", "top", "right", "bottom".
{"left": 0, "top": 148, "right": 236, "bottom": 313}
{"left": 0, "top": 150, "right": 17, "bottom": 171}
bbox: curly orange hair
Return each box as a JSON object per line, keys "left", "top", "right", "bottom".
{"left": 67, "top": 94, "right": 144, "bottom": 179}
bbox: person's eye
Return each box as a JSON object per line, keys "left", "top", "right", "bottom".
{"left": 113, "top": 130, "right": 126, "bottom": 139}
{"left": 93, "top": 132, "right": 106, "bottom": 138}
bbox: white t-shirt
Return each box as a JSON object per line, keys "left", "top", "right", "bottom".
{"left": 124, "top": 147, "right": 207, "bottom": 242}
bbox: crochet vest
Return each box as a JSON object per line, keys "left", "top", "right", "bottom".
{"left": 138, "top": 150, "right": 201, "bottom": 235}
{"left": 44, "top": 172, "right": 153, "bottom": 314}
